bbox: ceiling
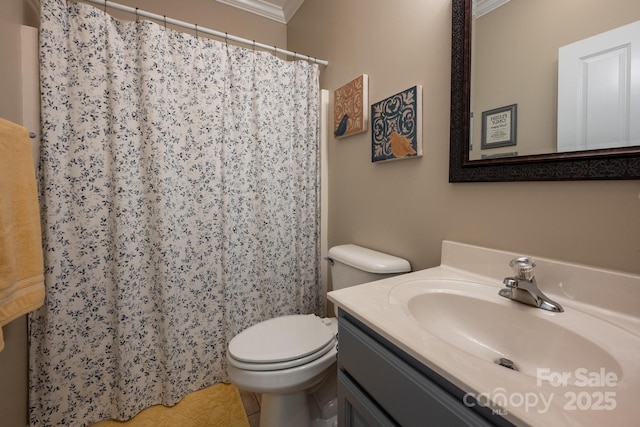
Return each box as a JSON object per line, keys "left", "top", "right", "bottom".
{"left": 215, "top": 0, "right": 307, "bottom": 24}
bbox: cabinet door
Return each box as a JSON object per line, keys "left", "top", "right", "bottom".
{"left": 338, "top": 369, "right": 398, "bottom": 427}
{"left": 338, "top": 313, "right": 500, "bottom": 427}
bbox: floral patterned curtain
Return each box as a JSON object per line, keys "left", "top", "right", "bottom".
{"left": 30, "top": 1, "right": 320, "bottom": 425}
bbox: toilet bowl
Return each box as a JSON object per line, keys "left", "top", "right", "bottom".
{"left": 226, "top": 244, "right": 411, "bottom": 427}
{"left": 227, "top": 314, "right": 338, "bottom": 427}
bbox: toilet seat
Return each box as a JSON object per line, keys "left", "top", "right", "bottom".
{"left": 227, "top": 339, "right": 335, "bottom": 371}
{"left": 228, "top": 314, "right": 336, "bottom": 371}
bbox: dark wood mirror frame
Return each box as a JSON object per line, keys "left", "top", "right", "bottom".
{"left": 449, "top": 0, "right": 640, "bottom": 182}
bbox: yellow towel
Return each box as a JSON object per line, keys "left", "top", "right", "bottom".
{"left": 0, "top": 117, "right": 44, "bottom": 352}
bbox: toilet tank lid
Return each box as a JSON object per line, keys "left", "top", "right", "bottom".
{"left": 328, "top": 244, "right": 411, "bottom": 274}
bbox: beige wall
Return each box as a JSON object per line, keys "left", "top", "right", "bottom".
{"left": 288, "top": 0, "right": 640, "bottom": 278}
{"left": 0, "top": 1, "right": 284, "bottom": 426}
{"left": 1, "top": 0, "right": 25, "bottom": 123}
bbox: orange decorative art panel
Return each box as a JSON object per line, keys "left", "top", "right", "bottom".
{"left": 334, "top": 74, "right": 369, "bottom": 139}
{"left": 371, "top": 85, "right": 423, "bottom": 162}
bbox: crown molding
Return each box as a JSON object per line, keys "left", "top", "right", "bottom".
{"left": 216, "top": 0, "right": 306, "bottom": 24}
{"left": 472, "top": 0, "right": 511, "bottom": 18}
{"left": 281, "top": 0, "right": 305, "bottom": 23}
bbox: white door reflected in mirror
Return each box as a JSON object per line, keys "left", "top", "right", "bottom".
{"left": 557, "top": 20, "right": 640, "bottom": 152}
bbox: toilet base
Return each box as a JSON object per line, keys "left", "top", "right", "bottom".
{"left": 257, "top": 366, "right": 338, "bottom": 427}
{"left": 260, "top": 392, "right": 309, "bottom": 427}
{"left": 259, "top": 392, "right": 337, "bottom": 427}
{"left": 311, "top": 397, "right": 338, "bottom": 427}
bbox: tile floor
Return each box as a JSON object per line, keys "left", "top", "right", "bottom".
{"left": 239, "top": 390, "right": 261, "bottom": 427}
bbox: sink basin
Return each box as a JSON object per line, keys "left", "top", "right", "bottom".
{"left": 329, "top": 241, "right": 640, "bottom": 426}
{"left": 388, "top": 278, "right": 639, "bottom": 383}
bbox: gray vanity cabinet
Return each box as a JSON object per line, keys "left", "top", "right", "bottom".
{"left": 337, "top": 309, "right": 512, "bottom": 427}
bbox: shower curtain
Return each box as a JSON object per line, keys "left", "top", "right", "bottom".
{"left": 30, "top": 1, "right": 321, "bottom": 426}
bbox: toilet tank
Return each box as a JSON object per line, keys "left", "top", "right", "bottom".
{"left": 328, "top": 244, "right": 411, "bottom": 290}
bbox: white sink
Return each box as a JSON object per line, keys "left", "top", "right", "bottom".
{"left": 388, "top": 278, "right": 638, "bottom": 383}
{"left": 328, "top": 241, "right": 640, "bottom": 426}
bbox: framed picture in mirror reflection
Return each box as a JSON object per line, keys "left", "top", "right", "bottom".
{"left": 481, "top": 104, "right": 517, "bottom": 149}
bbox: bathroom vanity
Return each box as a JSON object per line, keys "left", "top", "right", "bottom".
{"left": 328, "top": 241, "right": 640, "bottom": 426}
{"left": 337, "top": 309, "right": 511, "bottom": 426}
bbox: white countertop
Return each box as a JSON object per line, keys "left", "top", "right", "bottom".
{"left": 327, "top": 241, "right": 640, "bottom": 427}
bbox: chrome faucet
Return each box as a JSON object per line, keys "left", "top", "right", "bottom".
{"left": 499, "top": 257, "right": 564, "bottom": 312}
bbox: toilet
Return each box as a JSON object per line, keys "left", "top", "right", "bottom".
{"left": 226, "top": 244, "right": 410, "bottom": 427}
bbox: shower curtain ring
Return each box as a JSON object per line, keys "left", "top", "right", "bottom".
{"left": 103, "top": 0, "right": 107, "bottom": 12}
{"left": 225, "top": 32, "right": 228, "bottom": 45}
{"left": 135, "top": 7, "right": 139, "bottom": 22}
{"left": 195, "top": 24, "right": 198, "bottom": 38}
{"left": 252, "top": 40, "right": 256, "bottom": 51}
{"left": 163, "top": 15, "right": 167, "bottom": 28}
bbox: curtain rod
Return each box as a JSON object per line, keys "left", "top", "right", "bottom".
{"left": 82, "top": 0, "right": 328, "bottom": 66}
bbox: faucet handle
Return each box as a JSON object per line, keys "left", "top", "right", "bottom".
{"left": 509, "top": 256, "right": 536, "bottom": 280}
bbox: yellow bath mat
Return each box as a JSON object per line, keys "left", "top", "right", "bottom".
{"left": 93, "top": 383, "right": 250, "bottom": 427}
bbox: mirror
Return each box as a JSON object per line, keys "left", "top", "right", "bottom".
{"left": 450, "top": 0, "right": 640, "bottom": 182}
